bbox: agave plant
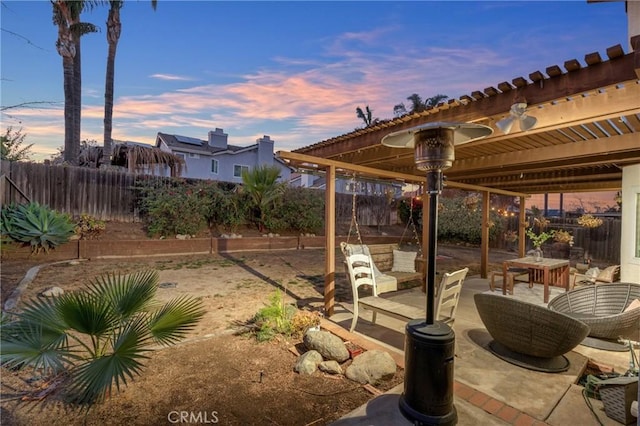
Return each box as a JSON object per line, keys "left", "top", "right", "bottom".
{"left": 1, "top": 269, "right": 204, "bottom": 405}
{"left": 3, "top": 202, "right": 75, "bottom": 253}
{"left": 0, "top": 203, "right": 19, "bottom": 243}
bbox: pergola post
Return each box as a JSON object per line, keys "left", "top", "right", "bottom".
{"left": 519, "top": 196, "right": 527, "bottom": 257}
{"left": 324, "top": 165, "right": 336, "bottom": 317}
{"left": 481, "top": 191, "right": 490, "bottom": 278}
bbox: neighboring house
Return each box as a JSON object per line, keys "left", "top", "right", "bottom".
{"left": 290, "top": 172, "right": 403, "bottom": 198}
{"left": 155, "top": 129, "right": 293, "bottom": 182}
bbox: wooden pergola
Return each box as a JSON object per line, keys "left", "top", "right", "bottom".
{"left": 278, "top": 39, "right": 640, "bottom": 315}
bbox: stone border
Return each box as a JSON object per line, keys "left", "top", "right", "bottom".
{"left": 3, "top": 260, "right": 87, "bottom": 312}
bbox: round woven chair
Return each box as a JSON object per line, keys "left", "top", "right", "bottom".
{"left": 548, "top": 282, "right": 640, "bottom": 351}
{"left": 474, "top": 293, "right": 590, "bottom": 372}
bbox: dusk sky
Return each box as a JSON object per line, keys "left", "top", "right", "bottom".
{"left": 0, "top": 1, "right": 629, "bottom": 211}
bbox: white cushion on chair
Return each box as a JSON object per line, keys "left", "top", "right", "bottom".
{"left": 392, "top": 250, "right": 417, "bottom": 273}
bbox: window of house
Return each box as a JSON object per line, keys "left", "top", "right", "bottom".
{"left": 211, "top": 159, "right": 219, "bottom": 174}
{"left": 233, "top": 165, "right": 249, "bottom": 178}
{"left": 188, "top": 152, "right": 199, "bottom": 159}
{"left": 175, "top": 153, "right": 186, "bottom": 160}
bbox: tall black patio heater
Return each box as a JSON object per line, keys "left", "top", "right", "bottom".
{"left": 382, "top": 122, "right": 492, "bottom": 425}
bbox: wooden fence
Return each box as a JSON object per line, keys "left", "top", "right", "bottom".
{"left": 4, "top": 161, "right": 618, "bottom": 263}
{"left": 0, "top": 161, "right": 397, "bottom": 226}
{"left": 1, "top": 161, "right": 169, "bottom": 222}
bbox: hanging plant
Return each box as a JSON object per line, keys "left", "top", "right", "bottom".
{"left": 554, "top": 229, "right": 574, "bottom": 246}
{"left": 577, "top": 214, "right": 603, "bottom": 228}
{"left": 504, "top": 230, "right": 518, "bottom": 243}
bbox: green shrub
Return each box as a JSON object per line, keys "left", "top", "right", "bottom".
{"left": 74, "top": 214, "right": 106, "bottom": 240}
{"left": 197, "top": 181, "right": 247, "bottom": 233}
{"left": 1, "top": 202, "right": 75, "bottom": 253}
{"left": 265, "top": 187, "right": 324, "bottom": 233}
{"left": 251, "top": 291, "right": 297, "bottom": 342}
{"left": 437, "top": 196, "right": 503, "bottom": 244}
{"left": 136, "top": 179, "right": 209, "bottom": 237}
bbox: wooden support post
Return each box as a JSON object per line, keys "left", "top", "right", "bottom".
{"left": 324, "top": 165, "right": 336, "bottom": 317}
{"left": 519, "top": 196, "right": 526, "bottom": 257}
{"left": 481, "top": 191, "right": 490, "bottom": 279}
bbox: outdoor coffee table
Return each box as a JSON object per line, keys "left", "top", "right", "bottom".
{"left": 503, "top": 256, "right": 570, "bottom": 303}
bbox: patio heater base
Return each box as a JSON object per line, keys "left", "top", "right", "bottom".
{"left": 399, "top": 319, "right": 456, "bottom": 426}
{"left": 488, "top": 340, "right": 570, "bottom": 373}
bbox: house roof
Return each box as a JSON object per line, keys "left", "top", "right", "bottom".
{"left": 156, "top": 132, "right": 295, "bottom": 171}
{"left": 156, "top": 132, "right": 248, "bottom": 155}
{"left": 287, "top": 39, "right": 640, "bottom": 195}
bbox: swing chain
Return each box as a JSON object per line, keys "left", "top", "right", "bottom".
{"left": 399, "top": 185, "right": 423, "bottom": 255}
{"left": 345, "top": 173, "right": 363, "bottom": 252}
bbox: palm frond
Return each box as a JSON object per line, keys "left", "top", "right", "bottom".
{"left": 17, "top": 296, "right": 69, "bottom": 332}
{"left": 1, "top": 320, "right": 69, "bottom": 373}
{"left": 148, "top": 296, "right": 205, "bottom": 346}
{"left": 87, "top": 270, "right": 158, "bottom": 320}
{"left": 112, "top": 143, "right": 185, "bottom": 176}
{"left": 67, "top": 317, "right": 150, "bottom": 405}
{"left": 56, "top": 292, "right": 115, "bottom": 339}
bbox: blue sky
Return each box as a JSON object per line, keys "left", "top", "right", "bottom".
{"left": 0, "top": 0, "right": 629, "bottom": 165}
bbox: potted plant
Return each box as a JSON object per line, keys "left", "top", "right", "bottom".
{"left": 503, "top": 230, "right": 518, "bottom": 252}
{"left": 552, "top": 229, "right": 574, "bottom": 258}
{"left": 525, "top": 228, "right": 555, "bottom": 261}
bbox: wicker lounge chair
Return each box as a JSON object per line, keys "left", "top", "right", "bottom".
{"left": 548, "top": 282, "right": 640, "bottom": 351}
{"left": 474, "top": 293, "right": 590, "bottom": 372}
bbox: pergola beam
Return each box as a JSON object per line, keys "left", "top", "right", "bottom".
{"left": 277, "top": 150, "right": 530, "bottom": 198}
{"left": 295, "top": 55, "right": 638, "bottom": 160}
{"left": 447, "top": 133, "right": 639, "bottom": 175}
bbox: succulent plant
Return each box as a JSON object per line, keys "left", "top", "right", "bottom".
{"left": 4, "top": 202, "right": 75, "bottom": 253}
{"left": 0, "top": 203, "right": 19, "bottom": 240}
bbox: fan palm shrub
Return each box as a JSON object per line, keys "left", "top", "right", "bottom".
{"left": 241, "top": 165, "right": 286, "bottom": 232}
{"left": 1, "top": 269, "right": 204, "bottom": 406}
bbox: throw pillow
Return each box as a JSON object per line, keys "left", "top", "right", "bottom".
{"left": 623, "top": 299, "right": 640, "bottom": 313}
{"left": 598, "top": 265, "right": 618, "bottom": 283}
{"left": 584, "top": 267, "right": 600, "bottom": 283}
{"left": 392, "top": 250, "right": 417, "bottom": 273}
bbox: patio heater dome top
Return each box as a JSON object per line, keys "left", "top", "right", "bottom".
{"left": 381, "top": 121, "right": 493, "bottom": 148}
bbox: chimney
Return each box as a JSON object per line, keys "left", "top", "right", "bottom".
{"left": 257, "top": 135, "right": 274, "bottom": 165}
{"left": 208, "top": 128, "right": 228, "bottom": 149}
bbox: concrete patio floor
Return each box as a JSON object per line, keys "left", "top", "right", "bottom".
{"left": 326, "top": 276, "right": 636, "bottom": 426}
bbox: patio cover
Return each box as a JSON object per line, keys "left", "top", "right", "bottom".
{"left": 277, "top": 39, "right": 640, "bottom": 315}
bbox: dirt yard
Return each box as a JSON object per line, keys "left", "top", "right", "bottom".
{"left": 0, "top": 222, "right": 496, "bottom": 425}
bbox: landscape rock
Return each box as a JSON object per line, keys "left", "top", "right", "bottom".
{"left": 318, "top": 360, "right": 342, "bottom": 375}
{"left": 294, "top": 350, "right": 323, "bottom": 375}
{"left": 345, "top": 350, "right": 396, "bottom": 385}
{"left": 303, "top": 330, "right": 349, "bottom": 362}
{"left": 40, "top": 286, "right": 64, "bottom": 297}
{"left": 176, "top": 234, "right": 191, "bottom": 240}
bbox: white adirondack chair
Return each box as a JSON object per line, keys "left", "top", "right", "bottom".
{"left": 435, "top": 267, "right": 469, "bottom": 326}
{"left": 346, "top": 251, "right": 468, "bottom": 331}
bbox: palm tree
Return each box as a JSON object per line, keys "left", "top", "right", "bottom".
{"left": 52, "top": 1, "right": 98, "bottom": 165}
{"left": 393, "top": 93, "right": 448, "bottom": 117}
{"left": 241, "top": 164, "right": 285, "bottom": 232}
{"left": 1, "top": 269, "right": 204, "bottom": 405}
{"left": 103, "top": 0, "right": 157, "bottom": 166}
{"left": 355, "top": 105, "right": 377, "bottom": 127}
